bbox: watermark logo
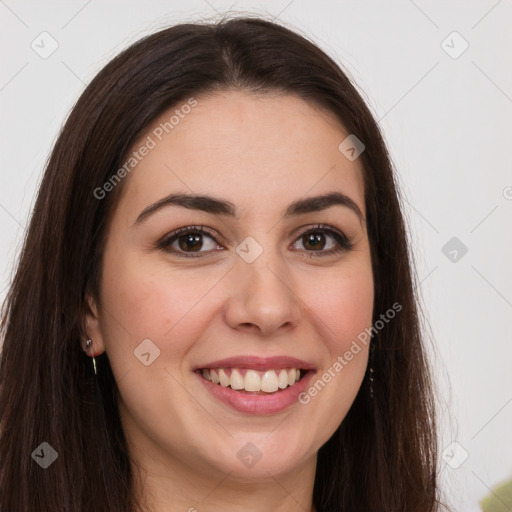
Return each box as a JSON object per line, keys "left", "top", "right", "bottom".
{"left": 134, "top": 338, "right": 161, "bottom": 366}
{"left": 31, "top": 31, "right": 59, "bottom": 59}
{"left": 338, "top": 134, "right": 365, "bottom": 161}
{"left": 298, "top": 302, "right": 402, "bottom": 404}
{"left": 236, "top": 442, "right": 263, "bottom": 468}
{"left": 31, "top": 442, "right": 58, "bottom": 469}
{"left": 236, "top": 236, "right": 264, "bottom": 263}
{"left": 442, "top": 236, "right": 468, "bottom": 263}
{"left": 442, "top": 441, "right": 469, "bottom": 469}
{"left": 441, "top": 31, "right": 469, "bottom": 60}
{"left": 94, "top": 98, "right": 198, "bottom": 200}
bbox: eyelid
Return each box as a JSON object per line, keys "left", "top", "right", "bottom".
{"left": 156, "top": 224, "right": 220, "bottom": 252}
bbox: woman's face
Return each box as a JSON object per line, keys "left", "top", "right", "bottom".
{"left": 86, "top": 90, "right": 374, "bottom": 482}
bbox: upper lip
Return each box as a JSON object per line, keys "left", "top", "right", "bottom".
{"left": 193, "top": 355, "right": 316, "bottom": 371}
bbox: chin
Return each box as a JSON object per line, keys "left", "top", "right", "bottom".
{"left": 200, "top": 430, "right": 313, "bottom": 479}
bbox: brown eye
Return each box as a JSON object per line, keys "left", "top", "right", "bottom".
{"left": 177, "top": 232, "right": 204, "bottom": 252}
{"left": 291, "top": 225, "right": 354, "bottom": 257}
{"left": 157, "top": 226, "right": 222, "bottom": 258}
{"left": 157, "top": 224, "right": 353, "bottom": 259}
{"left": 302, "top": 232, "right": 327, "bottom": 251}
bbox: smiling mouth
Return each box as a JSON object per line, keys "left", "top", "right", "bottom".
{"left": 196, "top": 367, "right": 308, "bottom": 395}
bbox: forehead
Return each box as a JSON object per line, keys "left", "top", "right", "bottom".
{"left": 117, "top": 90, "right": 366, "bottom": 222}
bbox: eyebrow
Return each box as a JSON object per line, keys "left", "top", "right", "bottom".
{"left": 133, "top": 191, "right": 364, "bottom": 227}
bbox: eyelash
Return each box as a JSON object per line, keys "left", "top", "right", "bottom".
{"left": 156, "top": 224, "right": 354, "bottom": 259}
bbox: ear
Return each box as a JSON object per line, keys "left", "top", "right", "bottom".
{"left": 83, "top": 292, "right": 106, "bottom": 356}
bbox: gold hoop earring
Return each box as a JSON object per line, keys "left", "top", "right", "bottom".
{"left": 85, "top": 339, "right": 98, "bottom": 375}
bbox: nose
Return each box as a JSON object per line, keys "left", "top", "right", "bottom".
{"left": 224, "top": 249, "right": 302, "bottom": 337}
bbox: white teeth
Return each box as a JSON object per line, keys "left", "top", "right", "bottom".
{"left": 230, "top": 369, "right": 244, "bottom": 390}
{"left": 244, "top": 370, "right": 261, "bottom": 391}
{"left": 210, "top": 369, "right": 220, "bottom": 384}
{"left": 261, "top": 370, "right": 279, "bottom": 392}
{"left": 278, "top": 369, "right": 288, "bottom": 389}
{"left": 201, "top": 367, "right": 303, "bottom": 393}
{"left": 218, "top": 368, "right": 229, "bottom": 387}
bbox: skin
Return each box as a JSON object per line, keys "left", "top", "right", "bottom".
{"left": 84, "top": 90, "right": 374, "bottom": 512}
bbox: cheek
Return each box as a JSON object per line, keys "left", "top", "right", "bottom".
{"left": 98, "top": 252, "right": 227, "bottom": 367}
{"left": 307, "top": 259, "right": 374, "bottom": 352}
{"left": 295, "top": 258, "right": 374, "bottom": 425}
{"left": 95, "top": 255, "right": 225, "bottom": 439}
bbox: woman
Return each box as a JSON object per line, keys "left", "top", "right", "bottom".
{"left": 0, "top": 15, "right": 445, "bottom": 512}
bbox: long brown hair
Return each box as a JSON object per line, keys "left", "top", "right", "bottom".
{"left": 0, "top": 14, "right": 444, "bottom": 511}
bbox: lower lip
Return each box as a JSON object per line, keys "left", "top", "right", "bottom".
{"left": 195, "top": 370, "right": 316, "bottom": 414}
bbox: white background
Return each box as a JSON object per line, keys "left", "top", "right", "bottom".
{"left": 1, "top": 1, "right": 511, "bottom": 510}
